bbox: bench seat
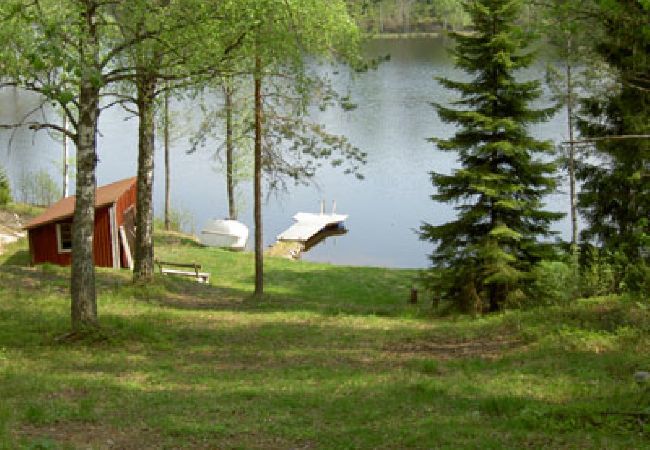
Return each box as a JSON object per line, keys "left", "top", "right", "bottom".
{"left": 155, "top": 259, "right": 210, "bottom": 284}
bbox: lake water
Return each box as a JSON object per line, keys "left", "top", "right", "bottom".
{"left": 0, "top": 38, "right": 572, "bottom": 268}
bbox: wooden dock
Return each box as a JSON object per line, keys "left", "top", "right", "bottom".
{"left": 267, "top": 210, "right": 348, "bottom": 259}
{"left": 277, "top": 212, "right": 348, "bottom": 242}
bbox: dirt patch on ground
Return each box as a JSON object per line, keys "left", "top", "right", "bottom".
{"left": 17, "top": 423, "right": 165, "bottom": 450}
{"left": 44, "top": 388, "right": 90, "bottom": 402}
{"left": 17, "top": 423, "right": 310, "bottom": 449}
{"left": 157, "top": 290, "right": 248, "bottom": 310}
{"left": 386, "top": 335, "right": 525, "bottom": 360}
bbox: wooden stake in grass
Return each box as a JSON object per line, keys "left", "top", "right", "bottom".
{"left": 410, "top": 287, "right": 418, "bottom": 304}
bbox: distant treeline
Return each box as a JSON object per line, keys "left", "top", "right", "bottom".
{"left": 350, "top": 0, "right": 471, "bottom": 34}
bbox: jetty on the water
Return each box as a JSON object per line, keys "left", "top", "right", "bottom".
{"left": 267, "top": 203, "right": 348, "bottom": 259}
{"left": 277, "top": 212, "right": 348, "bottom": 242}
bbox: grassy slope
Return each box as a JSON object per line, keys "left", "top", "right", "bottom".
{"left": 0, "top": 232, "right": 648, "bottom": 449}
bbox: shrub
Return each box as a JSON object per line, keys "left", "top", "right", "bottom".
{"left": 578, "top": 245, "right": 649, "bottom": 297}
{"left": 522, "top": 260, "right": 576, "bottom": 307}
{"left": 0, "top": 166, "right": 11, "bottom": 206}
{"left": 622, "top": 260, "right": 650, "bottom": 296}
{"left": 578, "top": 245, "right": 619, "bottom": 297}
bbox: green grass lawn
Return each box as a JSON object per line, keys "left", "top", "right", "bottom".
{"left": 0, "top": 232, "right": 648, "bottom": 449}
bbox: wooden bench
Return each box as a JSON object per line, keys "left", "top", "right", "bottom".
{"left": 155, "top": 259, "right": 210, "bottom": 284}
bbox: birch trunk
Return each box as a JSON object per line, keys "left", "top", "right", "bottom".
{"left": 566, "top": 37, "right": 578, "bottom": 249}
{"left": 62, "top": 114, "right": 69, "bottom": 199}
{"left": 164, "top": 85, "right": 171, "bottom": 231}
{"left": 70, "top": 2, "right": 100, "bottom": 330}
{"left": 133, "top": 76, "right": 157, "bottom": 282}
{"left": 254, "top": 57, "right": 263, "bottom": 297}
{"left": 224, "top": 79, "right": 236, "bottom": 220}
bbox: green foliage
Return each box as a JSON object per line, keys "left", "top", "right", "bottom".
{"left": 576, "top": 0, "right": 649, "bottom": 276}
{"left": 0, "top": 166, "right": 11, "bottom": 206}
{"left": 576, "top": 245, "right": 650, "bottom": 297}
{"left": 189, "top": 77, "right": 255, "bottom": 194}
{"left": 578, "top": 245, "right": 621, "bottom": 297}
{"left": 622, "top": 260, "right": 650, "bottom": 296}
{"left": 421, "top": 0, "right": 562, "bottom": 313}
{"left": 353, "top": 0, "right": 471, "bottom": 34}
{"left": 522, "top": 260, "right": 577, "bottom": 307}
{"left": 232, "top": 0, "right": 367, "bottom": 189}
{"left": 577, "top": 86, "right": 649, "bottom": 261}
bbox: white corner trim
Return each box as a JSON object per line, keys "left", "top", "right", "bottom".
{"left": 119, "top": 225, "right": 133, "bottom": 270}
{"left": 109, "top": 205, "right": 119, "bottom": 269}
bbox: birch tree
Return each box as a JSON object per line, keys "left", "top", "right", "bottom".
{"left": 190, "top": 75, "right": 254, "bottom": 222}
{"left": 0, "top": 0, "right": 208, "bottom": 330}
{"left": 537, "top": 0, "right": 601, "bottom": 249}
{"left": 0, "top": 0, "right": 115, "bottom": 330}
{"left": 227, "top": 0, "right": 364, "bottom": 297}
{"left": 108, "top": 0, "right": 247, "bottom": 282}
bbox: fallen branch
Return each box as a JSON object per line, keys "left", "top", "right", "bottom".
{"left": 562, "top": 135, "right": 650, "bottom": 145}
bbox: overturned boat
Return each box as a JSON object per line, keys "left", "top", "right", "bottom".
{"left": 199, "top": 219, "right": 249, "bottom": 250}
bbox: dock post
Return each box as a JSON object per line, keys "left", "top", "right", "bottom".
{"left": 320, "top": 200, "right": 325, "bottom": 215}
{"left": 332, "top": 200, "right": 337, "bottom": 214}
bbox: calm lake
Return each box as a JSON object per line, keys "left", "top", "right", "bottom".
{"left": 0, "top": 38, "right": 572, "bottom": 268}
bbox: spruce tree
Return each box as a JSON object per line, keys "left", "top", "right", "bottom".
{"left": 576, "top": 0, "right": 649, "bottom": 287}
{"left": 421, "top": 0, "right": 562, "bottom": 312}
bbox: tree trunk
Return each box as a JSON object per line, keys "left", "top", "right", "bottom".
{"left": 224, "top": 78, "right": 236, "bottom": 220}
{"left": 566, "top": 37, "right": 578, "bottom": 250}
{"left": 70, "top": 3, "right": 100, "bottom": 331}
{"left": 254, "top": 57, "right": 263, "bottom": 297}
{"left": 133, "top": 75, "right": 157, "bottom": 282}
{"left": 62, "top": 114, "right": 69, "bottom": 199}
{"left": 164, "top": 83, "right": 171, "bottom": 231}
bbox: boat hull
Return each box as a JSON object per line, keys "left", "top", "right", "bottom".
{"left": 200, "top": 219, "right": 249, "bottom": 250}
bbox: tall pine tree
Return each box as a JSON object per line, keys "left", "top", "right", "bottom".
{"left": 421, "top": 0, "right": 562, "bottom": 312}
{"left": 576, "top": 0, "right": 649, "bottom": 291}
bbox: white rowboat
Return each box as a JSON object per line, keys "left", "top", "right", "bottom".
{"left": 200, "top": 219, "right": 249, "bottom": 250}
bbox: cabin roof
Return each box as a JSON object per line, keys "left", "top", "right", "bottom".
{"left": 24, "top": 177, "right": 137, "bottom": 230}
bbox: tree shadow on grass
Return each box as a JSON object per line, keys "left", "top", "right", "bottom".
{"left": 121, "top": 266, "right": 418, "bottom": 319}
{"left": 6, "top": 338, "right": 646, "bottom": 449}
{"left": 2, "top": 269, "right": 647, "bottom": 448}
{"left": 166, "top": 264, "right": 419, "bottom": 316}
{"left": 0, "top": 248, "right": 31, "bottom": 266}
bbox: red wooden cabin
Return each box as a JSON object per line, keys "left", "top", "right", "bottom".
{"left": 24, "top": 177, "right": 137, "bottom": 269}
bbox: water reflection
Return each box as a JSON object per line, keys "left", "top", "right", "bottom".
{"left": 303, "top": 225, "right": 348, "bottom": 253}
